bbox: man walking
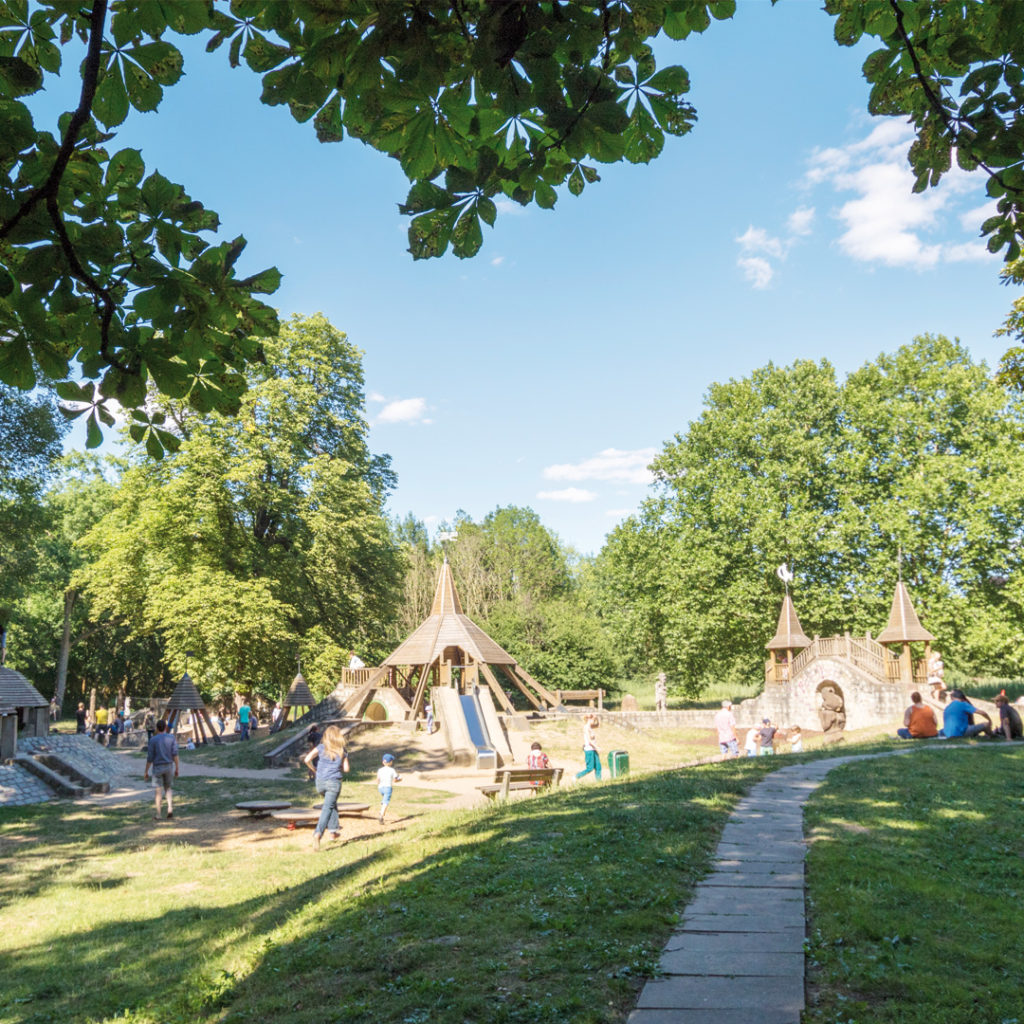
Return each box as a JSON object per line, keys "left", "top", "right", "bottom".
{"left": 144, "top": 720, "right": 179, "bottom": 820}
{"left": 714, "top": 699, "right": 739, "bottom": 757}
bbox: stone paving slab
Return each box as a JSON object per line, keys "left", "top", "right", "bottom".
{"left": 636, "top": 973, "right": 803, "bottom": 1010}
{"left": 686, "top": 892, "right": 803, "bottom": 914}
{"left": 713, "top": 843, "right": 806, "bottom": 861}
{"left": 712, "top": 857, "right": 803, "bottom": 873}
{"left": 701, "top": 870, "right": 803, "bottom": 888}
{"left": 679, "top": 913, "right": 802, "bottom": 933}
{"left": 629, "top": 1009, "right": 799, "bottom": 1024}
{"left": 665, "top": 928, "right": 806, "bottom": 954}
{"left": 660, "top": 949, "right": 803, "bottom": 976}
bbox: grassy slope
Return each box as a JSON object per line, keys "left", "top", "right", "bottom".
{"left": 804, "top": 745, "right": 1024, "bottom": 1024}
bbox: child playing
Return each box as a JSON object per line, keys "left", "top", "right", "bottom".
{"left": 788, "top": 725, "right": 803, "bottom": 753}
{"left": 377, "top": 753, "right": 401, "bottom": 823}
{"left": 527, "top": 740, "right": 551, "bottom": 787}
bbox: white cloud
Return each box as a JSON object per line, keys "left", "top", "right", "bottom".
{"left": 537, "top": 487, "right": 598, "bottom": 503}
{"left": 787, "top": 206, "right": 815, "bottom": 236}
{"left": 367, "top": 391, "right": 387, "bottom": 404}
{"left": 543, "top": 447, "right": 657, "bottom": 486}
{"left": 736, "top": 225, "right": 785, "bottom": 259}
{"left": 495, "top": 199, "right": 527, "bottom": 217}
{"left": 605, "top": 508, "right": 633, "bottom": 517}
{"left": 737, "top": 256, "right": 773, "bottom": 289}
{"left": 376, "top": 397, "right": 431, "bottom": 424}
{"left": 960, "top": 199, "right": 997, "bottom": 232}
{"left": 491, "top": 255, "right": 505, "bottom": 266}
{"left": 801, "top": 120, "right": 997, "bottom": 270}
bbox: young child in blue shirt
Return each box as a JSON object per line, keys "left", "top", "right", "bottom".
{"left": 377, "top": 753, "right": 401, "bottom": 823}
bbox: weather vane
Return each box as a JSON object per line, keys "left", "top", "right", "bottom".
{"left": 775, "top": 563, "right": 794, "bottom": 595}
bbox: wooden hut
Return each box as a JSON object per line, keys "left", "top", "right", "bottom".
{"left": 339, "top": 559, "right": 558, "bottom": 722}
{"left": 0, "top": 666, "right": 49, "bottom": 760}
{"left": 876, "top": 581, "right": 934, "bottom": 686}
{"left": 765, "top": 594, "right": 812, "bottom": 683}
{"left": 164, "top": 671, "right": 221, "bottom": 744}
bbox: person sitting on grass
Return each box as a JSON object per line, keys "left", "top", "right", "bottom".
{"left": 942, "top": 689, "right": 994, "bottom": 739}
{"left": 897, "top": 692, "right": 939, "bottom": 739}
{"left": 993, "top": 694, "right": 1023, "bottom": 741}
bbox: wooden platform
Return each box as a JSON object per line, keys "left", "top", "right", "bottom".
{"left": 235, "top": 800, "right": 292, "bottom": 817}
{"left": 269, "top": 804, "right": 371, "bottom": 828}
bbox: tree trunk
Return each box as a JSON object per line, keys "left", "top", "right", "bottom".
{"left": 54, "top": 588, "right": 77, "bottom": 710}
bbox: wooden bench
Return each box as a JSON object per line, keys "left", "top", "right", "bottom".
{"left": 477, "top": 767, "right": 564, "bottom": 800}
{"left": 269, "top": 804, "right": 371, "bottom": 829}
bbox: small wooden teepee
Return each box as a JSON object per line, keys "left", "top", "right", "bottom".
{"left": 165, "top": 671, "right": 221, "bottom": 744}
{"left": 276, "top": 670, "right": 315, "bottom": 730}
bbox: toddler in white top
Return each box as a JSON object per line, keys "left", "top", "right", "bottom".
{"left": 377, "top": 753, "right": 401, "bottom": 823}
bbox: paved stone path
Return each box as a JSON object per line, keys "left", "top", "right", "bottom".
{"left": 628, "top": 752, "right": 913, "bottom": 1024}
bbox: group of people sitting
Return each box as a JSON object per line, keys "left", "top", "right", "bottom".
{"left": 898, "top": 689, "right": 1023, "bottom": 741}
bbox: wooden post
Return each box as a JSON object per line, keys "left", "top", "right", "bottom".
{"left": 598, "top": 689, "right": 604, "bottom": 711}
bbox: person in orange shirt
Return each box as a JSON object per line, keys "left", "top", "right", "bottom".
{"left": 897, "top": 691, "right": 938, "bottom": 739}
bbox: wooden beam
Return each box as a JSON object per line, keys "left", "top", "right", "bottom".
{"left": 409, "top": 661, "right": 435, "bottom": 719}
{"left": 499, "top": 665, "right": 542, "bottom": 711}
{"left": 480, "top": 663, "right": 515, "bottom": 713}
{"left": 199, "top": 707, "right": 222, "bottom": 745}
{"left": 512, "top": 664, "right": 558, "bottom": 707}
{"left": 341, "top": 665, "right": 390, "bottom": 717}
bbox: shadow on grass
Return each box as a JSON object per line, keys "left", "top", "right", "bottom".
{"left": 0, "top": 759, "right": 781, "bottom": 1024}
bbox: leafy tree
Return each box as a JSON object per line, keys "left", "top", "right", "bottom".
{"left": 996, "top": 257, "right": 1024, "bottom": 389}
{"left": 3, "top": 1, "right": 1023, "bottom": 443}
{"left": 484, "top": 597, "right": 620, "bottom": 694}
{"left": 74, "top": 313, "right": 403, "bottom": 698}
{"left": 0, "top": 382, "right": 66, "bottom": 662}
{"left": 598, "top": 337, "right": 1024, "bottom": 693}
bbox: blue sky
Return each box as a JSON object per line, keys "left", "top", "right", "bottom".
{"left": 53, "top": 2, "right": 1014, "bottom": 555}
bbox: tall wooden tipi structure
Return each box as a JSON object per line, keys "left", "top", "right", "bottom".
{"left": 339, "top": 559, "right": 557, "bottom": 721}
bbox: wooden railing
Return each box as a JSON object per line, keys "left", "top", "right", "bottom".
{"left": 338, "top": 667, "right": 378, "bottom": 690}
{"left": 769, "top": 633, "right": 907, "bottom": 685}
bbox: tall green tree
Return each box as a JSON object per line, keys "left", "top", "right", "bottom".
{"left": 597, "top": 337, "right": 1024, "bottom": 693}
{"left": 75, "top": 313, "right": 403, "bottom": 699}
{"left": 0, "top": 382, "right": 66, "bottom": 665}
{"left": 3, "top": 2, "right": 1023, "bottom": 440}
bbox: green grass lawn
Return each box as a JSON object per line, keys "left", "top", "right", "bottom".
{"left": 804, "top": 744, "right": 1024, "bottom": 1024}
{"left": 0, "top": 757, "right": 784, "bottom": 1024}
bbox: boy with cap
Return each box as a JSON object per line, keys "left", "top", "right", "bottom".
{"left": 758, "top": 718, "right": 777, "bottom": 755}
{"left": 377, "top": 753, "right": 401, "bottom": 823}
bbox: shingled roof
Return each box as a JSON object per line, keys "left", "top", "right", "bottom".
{"left": 165, "top": 671, "right": 206, "bottom": 711}
{"left": 765, "top": 594, "right": 812, "bottom": 652}
{"left": 383, "top": 559, "right": 517, "bottom": 667}
{"left": 283, "top": 671, "right": 315, "bottom": 707}
{"left": 877, "top": 581, "right": 935, "bottom": 644}
{"left": 0, "top": 666, "right": 47, "bottom": 712}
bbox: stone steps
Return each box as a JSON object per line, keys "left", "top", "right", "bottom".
{"left": 12, "top": 754, "right": 87, "bottom": 798}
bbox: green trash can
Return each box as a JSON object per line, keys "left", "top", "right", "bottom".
{"left": 607, "top": 750, "right": 629, "bottom": 778}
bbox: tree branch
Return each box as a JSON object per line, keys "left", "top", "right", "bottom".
{"left": 888, "top": 0, "right": 1022, "bottom": 198}
{"left": 0, "top": 0, "right": 109, "bottom": 242}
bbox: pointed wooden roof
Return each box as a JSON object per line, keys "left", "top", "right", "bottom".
{"left": 765, "top": 594, "right": 812, "bottom": 651}
{"left": 165, "top": 671, "right": 206, "bottom": 711}
{"left": 0, "top": 666, "right": 47, "bottom": 712}
{"left": 384, "top": 559, "right": 516, "bottom": 666}
{"left": 877, "top": 581, "right": 935, "bottom": 644}
{"left": 283, "top": 671, "right": 315, "bottom": 707}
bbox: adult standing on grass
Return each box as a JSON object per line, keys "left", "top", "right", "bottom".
{"left": 75, "top": 702, "right": 87, "bottom": 734}
{"left": 714, "top": 699, "right": 739, "bottom": 757}
{"left": 144, "top": 720, "right": 179, "bottom": 820}
{"left": 94, "top": 704, "right": 109, "bottom": 746}
{"left": 238, "top": 697, "right": 252, "bottom": 740}
{"left": 302, "top": 724, "right": 349, "bottom": 851}
{"left": 942, "top": 689, "right": 994, "bottom": 739}
{"left": 897, "top": 692, "right": 939, "bottom": 739}
{"left": 49, "top": 696, "right": 58, "bottom": 721}
{"left": 576, "top": 714, "right": 602, "bottom": 781}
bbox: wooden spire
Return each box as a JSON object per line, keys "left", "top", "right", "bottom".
{"left": 283, "top": 671, "right": 315, "bottom": 707}
{"left": 165, "top": 671, "right": 206, "bottom": 710}
{"left": 877, "top": 581, "right": 935, "bottom": 644}
{"left": 765, "top": 594, "right": 811, "bottom": 651}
